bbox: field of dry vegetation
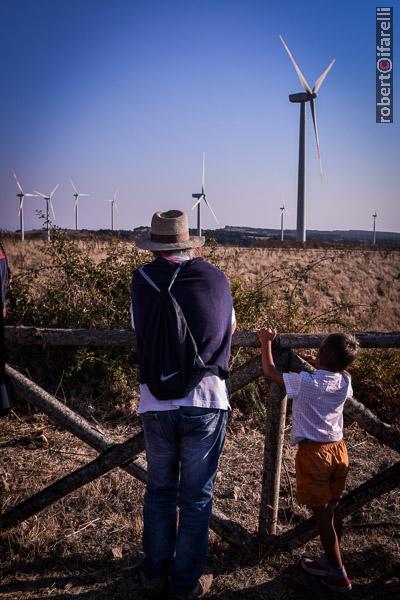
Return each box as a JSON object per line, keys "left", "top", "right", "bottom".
{"left": 1, "top": 236, "right": 399, "bottom": 599}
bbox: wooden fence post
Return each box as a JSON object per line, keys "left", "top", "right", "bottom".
{"left": 258, "top": 350, "right": 289, "bottom": 538}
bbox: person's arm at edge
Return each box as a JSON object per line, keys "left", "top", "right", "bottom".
{"left": 257, "top": 328, "right": 284, "bottom": 388}
{"left": 231, "top": 307, "right": 237, "bottom": 335}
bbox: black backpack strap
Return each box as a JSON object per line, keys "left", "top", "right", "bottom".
{"left": 138, "top": 267, "right": 161, "bottom": 292}
{"left": 167, "top": 266, "right": 207, "bottom": 369}
{"left": 139, "top": 264, "right": 182, "bottom": 292}
{"left": 168, "top": 265, "right": 182, "bottom": 291}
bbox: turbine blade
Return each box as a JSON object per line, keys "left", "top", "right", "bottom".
{"left": 74, "top": 197, "right": 79, "bottom": 208}
{"left": 24, "top": 193, "right": 36, "bottom": 197}
{"left": 279, "top": 35, "right": 312, "bottom": 93}
{"left": 203, "top": 196, "right": 219, "bottom": 224}
{"left": 70, "top": 179, "right": 78, "bottom": 194}
{"left": 18, "top": 197, "right": 24, "bottom": 215}
{"left": 309, "top": 98, "right": 323, "bottom": 179}
{"left": 114, "top": 189, "right": 118, "bottom": 201}
{"left": 78, "top": 193, "right": 89, "bottom": 197}
{"left": 50, "top": 183, "right": 59, "bottom": 198}
{"left": 191, "top": 198, "right": 201, "bottom": 210}
{"left": 114, "top": 202, "right": 119, "bottom": 213}
{"left": 34, "top": 190, "right": 47, "bottom": 199}
{"left": 202, "top": 152, "right": 205, "bottom": 192}
{"left": 13, "top": 171, "right": 24, "bottom": 194}
{"left": 313, "top": 59, "right": 336, "bottom": 93}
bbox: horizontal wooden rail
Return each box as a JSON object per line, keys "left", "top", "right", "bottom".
{"left": 5, "top": 326, "right": 400, "bottom": 349}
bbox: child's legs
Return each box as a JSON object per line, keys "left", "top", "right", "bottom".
{"left": 331, "top": 499, "right": 342, "bottom": 542}
{"left": 328, "top": 441, "right": 349, "bottom": 546}
{"left": 312, "top": 502, "right": 342, "bottom": 569}
{"left": 296, "top": 441, "right": 348, "bottom": 568}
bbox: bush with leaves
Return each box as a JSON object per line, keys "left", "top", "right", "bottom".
{"left": 8, "top": 231, "right": 149, "bottom": 414}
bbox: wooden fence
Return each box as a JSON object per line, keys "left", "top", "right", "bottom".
{"left": 2, "top": 326, "right": 400, "bottom": 553}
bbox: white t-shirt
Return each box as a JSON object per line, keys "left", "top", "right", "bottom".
{"left": 137, "top": 374, "right": 230, "bottom": 414}
{"left": 283, "top": 370, "right": 353, "bottom": 446}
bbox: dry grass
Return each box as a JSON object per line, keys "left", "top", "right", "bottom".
{"left": 1, "top": 408, "right": 399, "bottom": 599}
{"left": 214, "top": 246, "right": 400, "bottom": 332}
{"left": 1, "top": 239, "right": 399, "bottom": 599}
{"left": 5, "top": 240, "right": 400, "bottom": 331}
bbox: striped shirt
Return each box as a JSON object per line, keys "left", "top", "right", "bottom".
{"left": 283, "top": 370, "right": 353, "bottom": 446}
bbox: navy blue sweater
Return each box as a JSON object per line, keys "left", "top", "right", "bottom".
{"left": 131, "top": 257, "right": 233, "bottom": 383}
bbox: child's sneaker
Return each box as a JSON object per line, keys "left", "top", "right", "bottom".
{"left": 321, "top": 572, "right": 352, "bottom": 592}
{"left": 301, "top": 556, "right": 330, "bottom": 577}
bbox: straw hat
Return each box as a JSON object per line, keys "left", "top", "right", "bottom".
{"left": 137, "top": 210, "right": 205, "bottom": 251}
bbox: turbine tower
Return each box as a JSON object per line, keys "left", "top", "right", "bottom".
{"left": 280, "top": 205, "right": 287, "bottom": 242}
{"left": 191, "top": 153, "right": 219, "bottom": 236}
{"left": 372, "top": 211, "right": 377, "bottom": 246}
{"left": 13, "top": 172, "right": 36, "bottom": 241}
{"left": 34, "top": 184, "right": 59, "bottom": 241}
{"left": 70, "top": 180, "right": 89, "bottom": 231}
{"left": 104, "top": 190, "right": 119, "bottom": 231}
{"left": 280, "top": 35, "right": 335, "bottom": 242}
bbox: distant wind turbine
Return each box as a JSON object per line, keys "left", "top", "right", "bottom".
{"left": 191, "top": 153, "right": 219, "bottom": 236}
{"left": 70, "top": 180, "right": 89, "bottom": 231}
{"left": 34, "top": 184, "right": 59, "bottom": 241}
{"left": 372, "top": 211, "right": 378, "bottom": 246}
{"left": 13, "top": 171, "right": 37, "bottom": 242}
{"left": 280, "top": 35, "right": 335, "bottom": 242}
{"left": 104, "top": 190, "right": 119, "bottom": 231}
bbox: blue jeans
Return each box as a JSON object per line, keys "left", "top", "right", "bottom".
{"left": 141, "top": 406, "right": 228, "bottom": 593}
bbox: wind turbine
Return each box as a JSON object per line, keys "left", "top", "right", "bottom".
{"left": 280, "top": 205, "right": 288, "bottom": 242}
{"left": 280, "top": 35, "right": 335, "bottom": 242}
{"left": 191, "top": 153, "right": 219, "bottom": 236}
{"left": 372, "top": 211, "right": 377, "bottom": 246}
{"left": 13, "top": 172, "right": 37, "bottom": 241}
{"left": 70, "top": 180, "right": 89, "bottom": 231}
{"left": 104, "top": 190, "right": 119, "bottom": 231}
{"left": 34, "top": 184, "right": 59, "bottom": 241}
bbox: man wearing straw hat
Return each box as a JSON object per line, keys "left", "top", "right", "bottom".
{"left": 131, "top": 210, "right": 235, "bottom": 600}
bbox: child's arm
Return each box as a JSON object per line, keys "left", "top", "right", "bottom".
{"left": 257, "top": 328, "right": 284, "bottom": 388}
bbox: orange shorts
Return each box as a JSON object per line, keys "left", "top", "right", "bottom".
{"left": 295, "top": 439, "right": 349, "bottom": 507}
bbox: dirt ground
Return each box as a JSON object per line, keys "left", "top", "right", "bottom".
{"left": 1, "top": 404, "right": 399, "bottom": 600}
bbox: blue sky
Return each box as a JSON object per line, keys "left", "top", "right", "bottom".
{"left": 0, "top": 0, "right": 398, "bottom": 233}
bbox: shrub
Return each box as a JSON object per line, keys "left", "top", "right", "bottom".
{"left": 7, "top": 231, "right": 149, "bottom": 414}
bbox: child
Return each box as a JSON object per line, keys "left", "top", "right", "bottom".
{"left": 257, "top": 328, "right": 359, "bottom": 593}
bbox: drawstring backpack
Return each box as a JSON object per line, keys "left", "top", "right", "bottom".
{"left": 137, "top": 264, "right": 210, "bottom": 400}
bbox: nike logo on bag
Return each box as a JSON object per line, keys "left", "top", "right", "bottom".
{"left": 160, "top": 371, "right": 180, "bottom": 382}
